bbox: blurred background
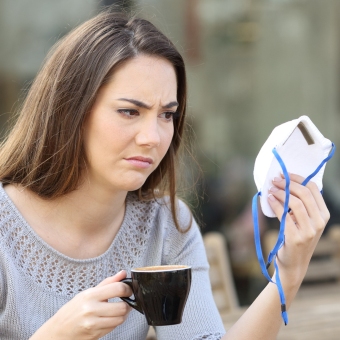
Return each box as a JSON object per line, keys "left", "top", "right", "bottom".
{"left": 1, "top": 0, "right": 340, "bottom": 307}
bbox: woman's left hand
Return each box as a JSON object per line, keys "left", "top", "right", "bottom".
{"left": 222, "top": 173, "right": 329, "bottom": 340}
{"left": 268, "top": 173, "right": 330, "bottom": 286}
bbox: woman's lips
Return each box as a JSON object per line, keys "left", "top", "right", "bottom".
{"left": 125, "top": 157, "right": 153, "bottom": 169}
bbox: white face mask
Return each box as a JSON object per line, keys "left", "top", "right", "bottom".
{"left": 252, "top": 115, "right": 335, "bottom": 325}
{"left": 253, "top": 115, "right": 333, "bottom": 217}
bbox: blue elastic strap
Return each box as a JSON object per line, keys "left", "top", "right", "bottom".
{"left": 267, "top": 148, "right": 291, "bottom": 268}
{"left": 252, "top": 190, "right": 288, "bottom": 324}
{"left": 252, "top": 192, "right": 274, "bottom": 283}
{"left": 252, "top": 142, "right": 336, "bottom": 325}
{"left": 301, "top": 143, "right": 336, "bottom": 186}
{"left": 274, "top": 257, "right": 288, "bottom": 325}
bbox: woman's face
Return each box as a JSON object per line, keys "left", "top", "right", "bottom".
{"left": 83, "top": 55, "right": 178, "bottom": 193}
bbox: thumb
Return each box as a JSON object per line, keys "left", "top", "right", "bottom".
{"left": 97, "top": 270, "right": 127, "bottom": 287}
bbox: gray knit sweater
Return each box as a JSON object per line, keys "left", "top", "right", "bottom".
{"left": 0, "top": 183, "right": 226, "bottom": 339}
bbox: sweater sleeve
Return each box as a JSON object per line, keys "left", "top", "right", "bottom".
{"left": 156, "top": 200, "right": 226, "bottom": 340}
{"left": 0, "top": 267, "right": 3, "bottom": 310}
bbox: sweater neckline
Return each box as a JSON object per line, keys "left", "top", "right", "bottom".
{"left": 0, "top": 183, "right": 133, "bottom": 263}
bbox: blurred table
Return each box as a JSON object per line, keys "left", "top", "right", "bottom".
{"left": 222, "top": 282, "right": 340, "bottom": 340}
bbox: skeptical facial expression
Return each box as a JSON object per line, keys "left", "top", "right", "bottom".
{"left": 83, "top": 55, "right": 178, "bottom": 193}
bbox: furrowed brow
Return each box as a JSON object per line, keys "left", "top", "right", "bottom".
{"left": 117, "top": 98, "right": 150, "bottom": 109}
{"left": 117, "top": 98, "right": 179, "bottom": 110}
{"left": 162, "top": 101, "right": 179, "bottom": 109}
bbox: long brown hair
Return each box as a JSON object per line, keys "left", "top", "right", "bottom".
{"left": 0, "top": 10, "right": 190, "bottom": 232}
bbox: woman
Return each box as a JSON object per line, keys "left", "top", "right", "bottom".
{"left": 0, "top": 10, "right": 329, "bottom": 340}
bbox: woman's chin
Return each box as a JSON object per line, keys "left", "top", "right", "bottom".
{"left": 117, "top": 179, "right": 148, "bottom": 193}
{"left": 84, "top": 173, "right": 149, "bottom": 193}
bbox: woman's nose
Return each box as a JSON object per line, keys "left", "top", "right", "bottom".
{"left": 135, "top": 117, "right": 161, "bottom": 148}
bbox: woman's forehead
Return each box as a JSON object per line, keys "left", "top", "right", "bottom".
{"left": 99, "top": 55, "right": 178, "bottom": 105}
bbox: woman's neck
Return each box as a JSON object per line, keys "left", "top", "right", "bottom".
{"left": 4, "top": 183, "right": 127, "bottom": 259}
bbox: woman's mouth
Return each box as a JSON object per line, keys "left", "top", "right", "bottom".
{"left": 125, "top": 156, "right": 153, "bottom": 169}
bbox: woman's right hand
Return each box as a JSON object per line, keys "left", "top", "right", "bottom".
{"left": 30, "top": 270, "right": 132, "bottom": 340}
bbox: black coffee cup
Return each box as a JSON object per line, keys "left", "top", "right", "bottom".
{"left": 121, "top": 265, "right": 191, "bottom": 326}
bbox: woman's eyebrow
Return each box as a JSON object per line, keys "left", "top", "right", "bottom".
{"left": 117, "top": 98, "right": 179, "bottom": 109}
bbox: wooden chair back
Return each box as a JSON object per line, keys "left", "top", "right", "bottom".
{"left": 203, "top": 231, "right": 239, "bottom": 315}
{"left": 264, "top": 225, "right": 340, "bottom": 282}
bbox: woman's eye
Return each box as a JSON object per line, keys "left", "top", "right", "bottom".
{"left": 160, "top": 111, "right": 177, "bottom": 121}
{"left": 117, "top": 109, "right": 139, "bottom": 118}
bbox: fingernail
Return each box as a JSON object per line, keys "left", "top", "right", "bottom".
{"left": 273, "top": 177, "right": 283, "bottom": 182}
{"left": 268, "top": 194, "right": 276, "bottom": 201}
{"left": 269, "top": 186, "right": 279, "bottom": 192}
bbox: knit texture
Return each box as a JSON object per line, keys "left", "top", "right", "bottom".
{"left": 0, "top": 183, "right": 226, "bottom": 339}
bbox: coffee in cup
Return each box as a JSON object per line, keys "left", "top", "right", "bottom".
{"left": 121, "top": 265, "right": 191, "bottom": 326}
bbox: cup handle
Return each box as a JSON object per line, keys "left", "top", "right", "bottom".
{"left": 120, "top": 278, "right": 144, "bottom": 315}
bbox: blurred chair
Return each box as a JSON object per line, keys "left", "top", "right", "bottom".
{"left": 264, "top": 224, "right": 340, "bottom": 282}
{"left": 203, "top": 231, "right": 239, "bottom": 316}
{"left": 146, "top": 328, "right": 157, "bottom": 340}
